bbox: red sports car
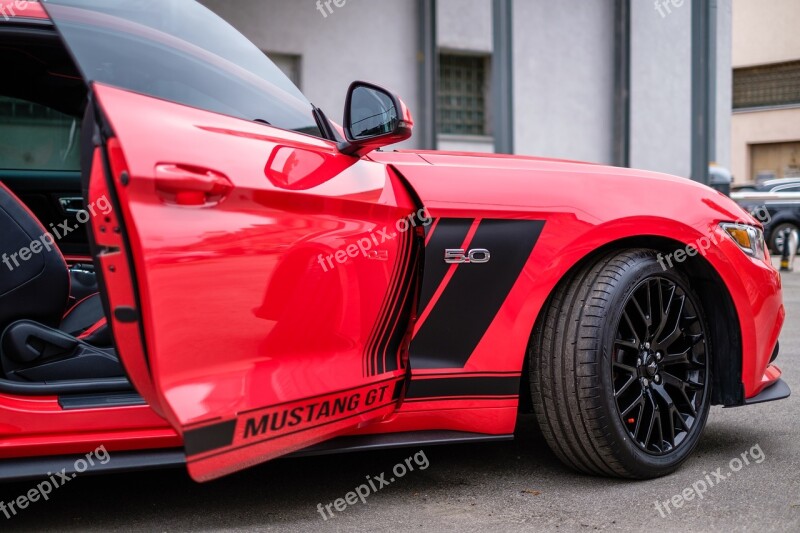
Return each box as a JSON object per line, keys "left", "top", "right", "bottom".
{"left": 0, "top": 0, "right": 789, "bottom": 483}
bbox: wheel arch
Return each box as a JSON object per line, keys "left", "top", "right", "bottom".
{"left": 519, "top": 235, "right": 742, "bottom": 413}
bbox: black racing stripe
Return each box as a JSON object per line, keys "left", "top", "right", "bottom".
{"left": 405, "top": 376, "right": 520, "bottom": 399}
{"left": 377, "top": 229, "right": 422, "bottom": 374}
{"left": 410, "top": 219, "right": 545, "bottom": 369}
{"left": 240, "top": 376, "right": 398, "bottom": 415}
{"left": 185, "top": 377, "right": 401, "bottom": 458}
{"left": 404, "top": 395, "right": 517, "bottom": 403}
{"left": 377, "top": 228, "right": 412, "bottom": 374}
{"left": 364, "top": 224, "right": 409, "bottom": 376}
{"left": 187, "top": 401, "right": 395, "bottom": 464}
{"left": 392, "top": 378, "right": 405, "bottom": 400}
{"left": 417, "top": 219, "right": 474, "bottom": 312}
{"left": 184, "top": 419, "right": 236, "bottom": 457}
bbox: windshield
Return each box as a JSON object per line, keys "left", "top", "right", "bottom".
{"left": 43, "top": 0, "right": 322, "bottom": 137}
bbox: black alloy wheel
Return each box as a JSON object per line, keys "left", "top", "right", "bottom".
{"left": 529, "top": 249, "right": 713, "bottom": 478}
{"left": 611, "top": 277, "right": 709, "bottom": 455}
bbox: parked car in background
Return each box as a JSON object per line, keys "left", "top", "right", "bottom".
{"left": 733, "top": 183, "right": 800, "bottom": 253}
{"left": 732, "top": 177, "right": 800, "bottom": 194}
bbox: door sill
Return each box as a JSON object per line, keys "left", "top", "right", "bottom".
{"left": 0, "top": 376, "right": 133, "bottom": 396}
{"left": 58, "top": 391, "right": 145, "bottom": 410}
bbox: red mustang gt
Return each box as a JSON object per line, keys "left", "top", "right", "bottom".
{"left": 0, "top": 0, "right": 789, "bottom": 482}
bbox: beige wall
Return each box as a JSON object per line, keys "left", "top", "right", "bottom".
{"left": 731, "top": 107, "right": 800, "bottom": 182}
{"left": 731, "top": 0, "right": 800, "bottom": 183}
{"left": 733, "top": 0, "right": 800, "bottom": 67}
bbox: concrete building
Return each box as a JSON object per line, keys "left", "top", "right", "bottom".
{"left": 731, "top": 0, "right": 800, "bottom": 184}
{"left": 200, "top": 0, "right": 732, "bottom": 183}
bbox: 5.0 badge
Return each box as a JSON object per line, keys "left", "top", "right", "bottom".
{"left": 444, "top": 248, "right": 491, "bottom": 264}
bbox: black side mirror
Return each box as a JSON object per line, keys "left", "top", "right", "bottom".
{"left": 339, "top": 81, "right": 413, "bottom": 157}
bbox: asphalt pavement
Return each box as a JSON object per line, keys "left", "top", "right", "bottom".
{"left": 2, "top": 261, "right": 798, "bottom": 532}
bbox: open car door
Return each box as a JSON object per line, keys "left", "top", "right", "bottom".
{"left": 45, "top": 0, "right": 419, "bottom": 481}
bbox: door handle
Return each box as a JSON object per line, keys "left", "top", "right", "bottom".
{"left": 58, "top": 196, "right": 85, "bottom": 215}
{"left": 154, "top": 164, "right": 233, "bottom": 206}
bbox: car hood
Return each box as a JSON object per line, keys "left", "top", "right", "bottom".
{"left": 368, "top": 149, "right": 753, "bottom": 226}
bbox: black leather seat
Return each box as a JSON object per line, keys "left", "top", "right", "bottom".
{"left": 0, "top": 182, "right": 70, "bottom": 334}
{"left": 0, "top": 182, "right": 121, "bottom": 381}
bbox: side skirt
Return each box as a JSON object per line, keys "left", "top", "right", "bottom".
{"left": 289, "top": 430, "right": 514, "bottom": 458}
{"left": 0, "top": 449, "right": 185, "bottom": 483}
{"left": 0, "top": 431, "right": 514, "bottom": 482}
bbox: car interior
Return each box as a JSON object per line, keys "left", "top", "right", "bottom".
{"left": 0, "top": 24, "right": 130, "bottom": 393}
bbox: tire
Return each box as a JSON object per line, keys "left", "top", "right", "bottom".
{"left": 769, "top": 222, "right": 799, "bottom": 255}
{"left": 529, "top": 249, "right": 712, "bottom": 479}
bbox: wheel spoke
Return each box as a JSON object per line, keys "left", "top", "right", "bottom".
{"left": 662, "top": 347, "right": 691, "bottom": 366}
{"left": 656, "top": 295, "right": 686, "bottom": 348}
{"left": 661, "top": 372, "right": 700, "bottom": 417}
{"left": 613, "top": 361, "right": 637, "bottom": 375}
{"left": 621, "top": 311, "right": 640, "bottom": 346}
{"left": 652, "top": 283, "right": 675, "bottom": 341}
{"left": 661, "top": 370, "right": 701, "bottom": 389}
{"left": 631, "top": 290, "right": 651, "bottom": 329}
{"left": 654, "top": 408, "right": 664, "bottom": 452}
{"left": 652, "top": 384, "right": 677, "bottom": 447}
{"left": 615, "top": 375, "right": 637, "bottom": 398}
{"left": 643, "top": 389, "right": 659, "bottom": 450}
{"left": 643, "top": 397, "right": 656, "bottom": 449}
{"left": 632, "top": 400, "right": 645, "bottom": 437}
{"left": 688, "top": 332, "right": 704, "bottom": 347}
{"left": 615, "top": 338, "right": 639, "bottom": 351}
{"left": 620, "top": 391, "right": 644, "bottom": 418}
{"left": 645, "top": 280, "right": 653, "bottom": 326}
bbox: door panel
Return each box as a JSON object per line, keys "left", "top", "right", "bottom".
{"left": 89, "top": 85, "right": 416, "bottom": 481}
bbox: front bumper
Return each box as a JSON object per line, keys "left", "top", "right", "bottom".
{"left": 726, "top": 342, "right": 790, "bottom": 407}
{"left": 742, "top": 378, "right": 791, "bottom": 406}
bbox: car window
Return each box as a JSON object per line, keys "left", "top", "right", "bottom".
{"left": 772, "top": 184, "right": 800, "bottom": 193}
{"left": 44, "top": 0, "right": 322, "bottom": 138}
{"left": 0, "top": 97, "right": 80, "bottom": 171}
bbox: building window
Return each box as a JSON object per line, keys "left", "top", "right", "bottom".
{"left": 733, "top": 60, "right": 800, "bottom": 110}
{"left": 438, "top": 54, "right": 490, "bottom": 136}
{"left": 266, "top": 52, "right": 302, "bottom": 90}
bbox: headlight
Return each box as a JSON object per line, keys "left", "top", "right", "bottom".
{"left": 720, "top": 223, "right": 766, "bottom": 260}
